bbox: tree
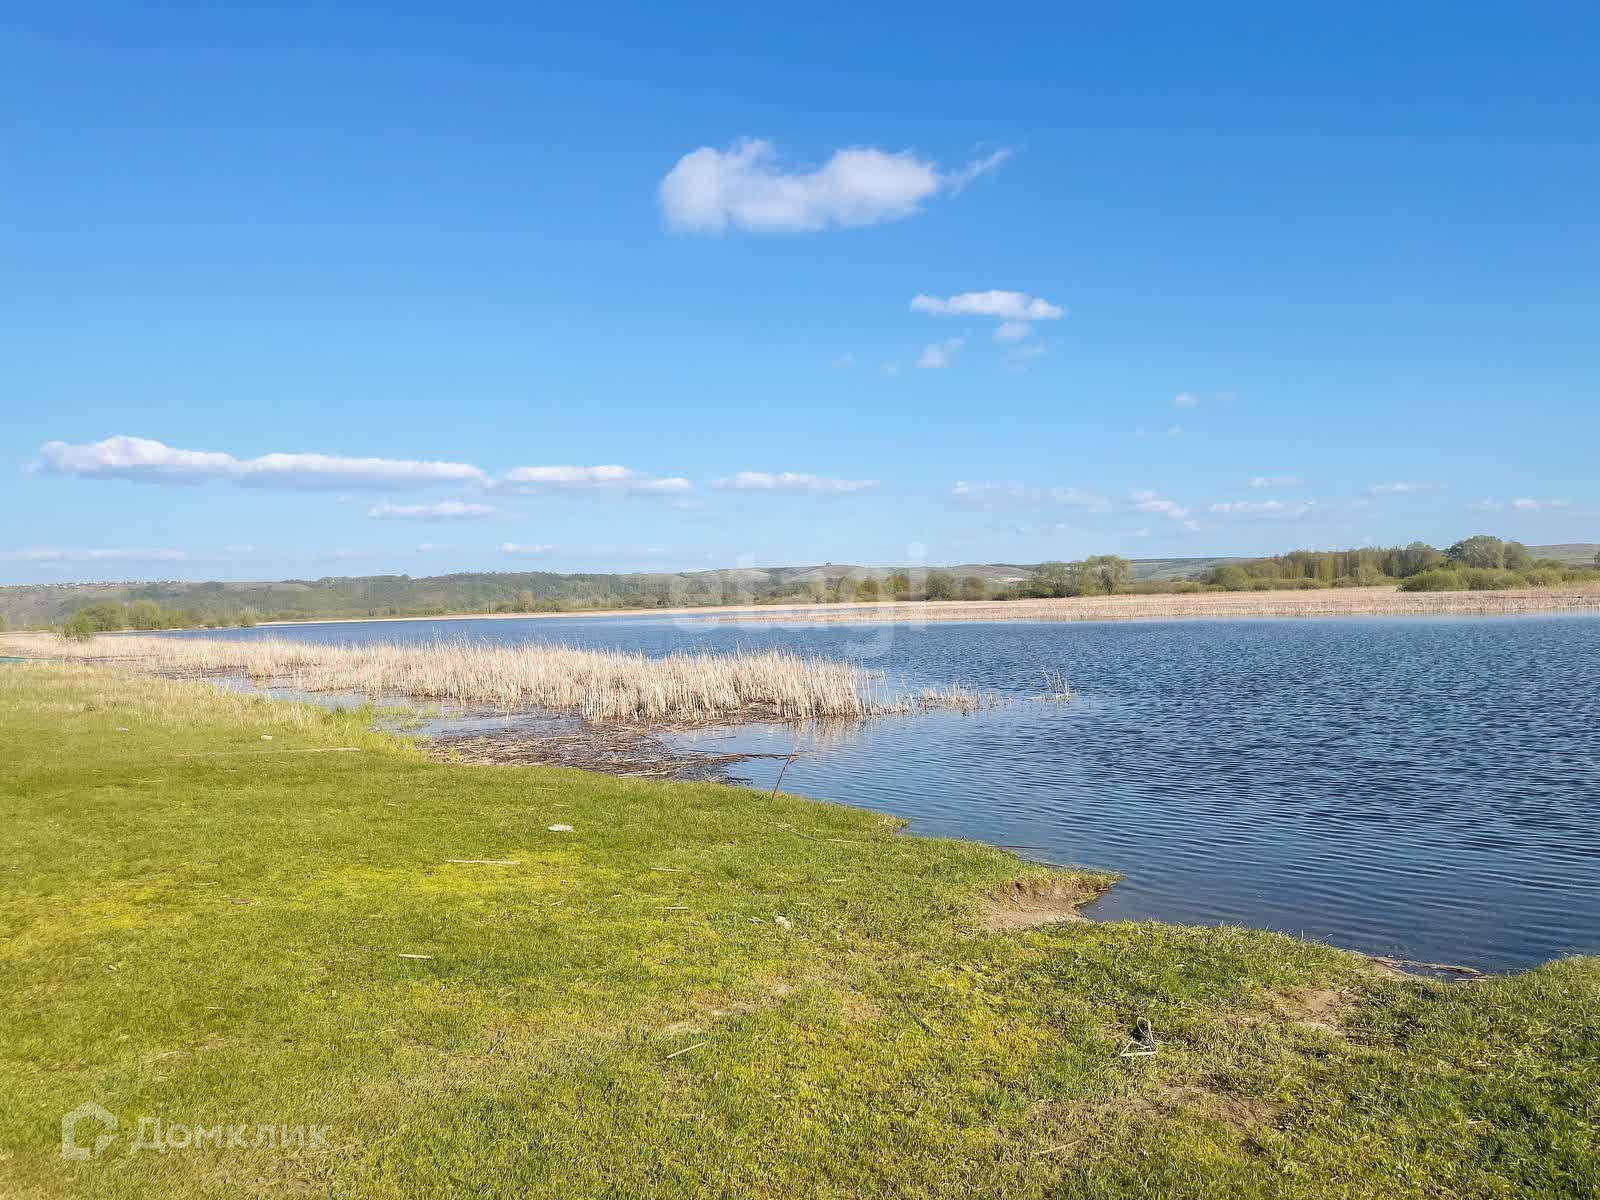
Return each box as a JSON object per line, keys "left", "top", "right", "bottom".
{"left": 1081, "top": 555, "right": 1131, "bottom": 594}
{"left": 1401, "top": 541, "right": 1444, "bottom": 576}
{"left": 888, "top": 571, "right": 913, "bottom": 598}
{"left": 924, "top": 570, "right": 955, "bottom": 601}
{"left": 1032, "top": 561, "right": 1075, "bottom": 598}
{"left": 855, "top": 577, "right": 881, "bottom": 601}
{"left": 958, "top": 576, "right": 988, "bottom": 601}
{"left": 1210, "top": 565, "right": 1251, "bottom": 590}
{"left": 1503, "top": 541, "right": 1533, "bottom": 571}
{"left": 1446, "top": 535, "right": 1506, "bottom": 569}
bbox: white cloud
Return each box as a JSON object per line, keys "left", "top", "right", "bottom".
{"left": 1249, "top": 475, "right": 1302, "bottom": 488}
{"left": 994, "top": 321, "right": 1030, "bottom": 342}
{"left": 1172, "top": 392, "right": 1204, "bottom": 407}
{"left": 39, "top": 435, "right": 488, "bottom": 490}
{"left": 1476, "top": 497, "right": 1570, "bottom": 512}
{"left": 501, "top": 542, "right": 557, "bottom": 555}
{"left": 659, "top": 139, "right": 1009, "bottom": 235}
{"left": 2, "top": 546, "right": 188, "bottom": 562}
{"left": 915, "top": 337, "right": 964, "bottom": 369}
{"left": 951, "top": 481, "right": 1101, "bottom": 509}
{"left": 416, "top": 543, "right": 456, "bottom": 552}
{"left": 1368, "top": 481, "right": 1443, "bottom": 495}
{"left": 500, "top": 465, "right": 690, "bottom": 495}
{"left": 1131, "top": 490, "right": 1191, "bottom": 520}
{"left": 1003, "top": 342, "right": 1048, "bottom": 371}
{"left": 1210, "top": 500, "right": 1325, "bottom": 518}
{"left": 712, "top": 471, "right": 878, "bottom": 494}
{"left": 910, "top": 291, "right": 1064, "bottom": 321}
{"left": 368, "top": 501, "right": 498, "bottom": 521}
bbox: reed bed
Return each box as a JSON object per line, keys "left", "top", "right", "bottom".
{"left": 1, "top": 633, "right": 994, "bottom": 726}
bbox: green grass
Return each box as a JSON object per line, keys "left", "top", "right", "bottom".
{"left": 2, "top": 664, "right": 1596, "bottom": 1198}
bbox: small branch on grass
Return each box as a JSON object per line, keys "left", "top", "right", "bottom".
{"left": 664, "top": 1041, "right": 706, "bottom": 1060}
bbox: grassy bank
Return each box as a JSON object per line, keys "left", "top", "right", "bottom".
{"left": 2, "top": 664, "right": 1597, "bottom": 1198}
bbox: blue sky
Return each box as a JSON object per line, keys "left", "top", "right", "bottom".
{"left": 3, "top": 2, "right": 1597, "bottom": 583}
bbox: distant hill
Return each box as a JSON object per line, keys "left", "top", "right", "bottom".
{"left": 0, "top": 559, "right": 1222, "bottom": 626}
{"left": 4, "top": 545, "right": 1591, "bottom": 628}
{"left": 1529, "top": 544, "right": 1600, "bottom": 566}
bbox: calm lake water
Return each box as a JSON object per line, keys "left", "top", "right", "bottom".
{"left": 177, "top": 613, "right": 1600, "bottom": 973}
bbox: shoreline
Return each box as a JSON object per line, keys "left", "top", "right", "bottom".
{"left": 244, "top": 583, "right": 1600, "bottom": 628}
{"left": 6, "top": 662, "right": 1595, "bottom": 1198}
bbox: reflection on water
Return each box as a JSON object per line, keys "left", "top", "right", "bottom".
{"left": 172, "top": 613, "right": 1600, "bottom": 972}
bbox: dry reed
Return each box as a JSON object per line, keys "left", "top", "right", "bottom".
{"left": 709, "top": 584, "right": 1600, "bottom": 625}
{"left": 1, "top": 634, "right": 993, "bottom": 725}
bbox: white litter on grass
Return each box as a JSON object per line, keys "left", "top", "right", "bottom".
{"left": 261, "top": 735, "right": 273, "bottom": 741}
{"left": 547, "top": 824, "right": 575, "bottom": 833}
{"left": 774, "top": 915, "right": 793, "bottom": 930}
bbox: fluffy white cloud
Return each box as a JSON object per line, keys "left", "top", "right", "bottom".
{"left": 713, "top": 471, "right": 878, "bottom": 493}
{"left": 2, "top": 546, "right": 188, "bottom": 562}
{"left": 1249, "top": 475, "right": 1302, "bottom": 488}
{"left": 660, "top": 139, "right": 1009, "bottom": 234}
{"left": 39, "top": 435, "right": 488, "bottom": 490}
{"left": 915, "top": 338, "right": 964, "bottom": 369}
{"left": 501, "top": 542, "right": 557, "bottom": 554}
{"left": 500, "top": 465, "right": 690, "bottom": 495}
{"left": 910, "top": 291, "right": 1064, "bottom": 321}
{"left": 368, "top": 501, "right": 498, "bottom": 521}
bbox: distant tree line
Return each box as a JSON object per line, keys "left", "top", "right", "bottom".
{"left": 61, "top": 601, "right": 259, "bottom": 640}
{"left": 31, "top": 536, "right": 1600, "bottom": 635}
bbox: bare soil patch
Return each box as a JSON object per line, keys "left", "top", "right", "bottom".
{"left": 982, "top": 877, "right": 1106, "bottom": 930}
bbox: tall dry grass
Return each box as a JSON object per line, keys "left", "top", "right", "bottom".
{"left": 0, "top": 633, "right": 989, "bottom": 725}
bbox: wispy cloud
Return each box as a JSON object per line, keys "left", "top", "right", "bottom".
{"left": 501, "top": 541, "right": 557, "bottom": 555}
{"left": 1473, "top": 498, "right": 1570, "bottom": 512}
{"left": 911, "top": 291, "right": 1063, "bottom": 321}
{"left": 368, "top": 501, "right": 498, "bottom": 521}
{"left": 1368, "top": 481, "right": 1444, "bottom": 495}
{"left": 1210, "top": 499, "right": 1325, "bottom": 518}
{"left": 712, "top": 471, "right": 878, "bottom": 494}
{"left": 1131, "top": 490, "right": 1191, "bottom": 520}
{"left": 1003, "top": 342, "right": 1048, "bottom": 371}
{"left": 659, "top": 139, "right": 1009, "bottom": 235}
{"left": 911, "top": 290, "right": 1064, "bottom": 343}
{"left": 915, "top": 337, "right": 964, "bottom": 369}
{"left": 1249, "top": 475, "right": 1303, "bottom": 488}
{"left": 951, "top": 481, "right": 1102, "bottom": 510}
{"left": 1, "top": 546, "right": 188, "bottom": 562}
{"left": 500, "top": 465, "right": 690, "bottom": 495}
{"left": 39, "top": 435, "right": 488, "bottom": 491}
{"left": 1172, "top": 390, "right": 1235, "bottom": 408}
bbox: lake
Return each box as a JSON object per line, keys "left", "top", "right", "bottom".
{"left": 175, "top": 612, "right": 1600, "bottom": 973}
